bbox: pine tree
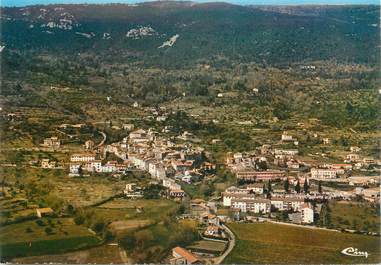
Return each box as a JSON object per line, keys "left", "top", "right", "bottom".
{"left": 284, "top": 178, "right": 289, "bottom": 193}
{"left": 295, "top": 180, "right": 301, "bottom": 193}
{"left": 318, "top": 181, "right": 322, "bottom": 194}
{"left": 303, "top": 177, "right": 309, "bottom": 193}
{"left": 267, "top": 180, "right": 272, "bottom": 199}
{"left": 78, "top": 165, "right": 83, "bottom": 177}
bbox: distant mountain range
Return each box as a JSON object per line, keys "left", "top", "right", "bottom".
{"left": 1, "top": 1, "right": 379, "bottom": 66}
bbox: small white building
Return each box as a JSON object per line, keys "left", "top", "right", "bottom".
{"left": 69, "top": 163, "right": 81, "bottom": 175}
{"left": 301, "top": 204, "right": 314, "bottom": 224}
{"left": 43, "top": 137, "right": 61, "bottom": 149}
{"left": 123, "top": 124, "right": 135, "bottom": 130}
{"left": 281, "top": 132, "right": 293, "bottom": 141}
{"left": 84, "top": 140, "right": 95, "bottom": 150}
{"left": 350, "top": 146, "right": 361, "bottom": 153}
{"left": 36, "top": 208, "right": 54, "bottom": 218}
{"left": 41, "top": 159, "right": 56, "bottom": 169}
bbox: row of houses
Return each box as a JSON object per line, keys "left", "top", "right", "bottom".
{"left": 229, "top": 196, "right": 314, "bottom": 223}
{"left": 69, "top": 155, "right": 128, "bottom": 175}
{"left": 236, "top": 170, "right": 286, "bottom": 182}
{"left": 221, "top": 185, "right": 315, "bottom": 223}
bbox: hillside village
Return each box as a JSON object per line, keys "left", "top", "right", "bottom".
{"left": 1, "top": 94, "right": 380, "bottom": 264}
{"left": 0, "top": 2, "right": 380, "bottom": 264}
{"left": 28, "top": 116, "right": 380, "bottom": 264}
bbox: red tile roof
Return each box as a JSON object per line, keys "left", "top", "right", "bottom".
{"left": 173, "top": 246, "right": 199, "bottom": 264}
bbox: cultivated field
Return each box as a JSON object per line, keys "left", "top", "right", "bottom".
{"left": 189, "top": 240, "right": 227, "bottom": 254}
{"left": 225, "top": 222, "right": 380, "bottom": 264}
{"left": 0, "top": 218, "right": 101, "bottom": 258}
{"left": 97, "top": 198, "right": 178, "bottom": 221}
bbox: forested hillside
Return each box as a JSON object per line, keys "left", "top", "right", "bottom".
{"left": 1, "top": 2, "right": 380, "bottom": 132}
{"left": 1, "top": 2, "right": 379, "bottom": 66}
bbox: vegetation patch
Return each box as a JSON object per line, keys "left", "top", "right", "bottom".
{"left": 225, "top": 222, "right": 380, "bottom": 264}
{"left": 189, "top": 240, "right": 227, "bottom": 254}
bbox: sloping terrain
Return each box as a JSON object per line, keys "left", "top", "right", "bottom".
{"left": 1, "top": 2, "right": 379, "bottom": 66}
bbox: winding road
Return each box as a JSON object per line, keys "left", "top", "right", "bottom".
{"left": 205, "top": 224, "right": 236, "bottom": 265}
{"left": 97, "top": 131, "right": 107, "bottom": 147}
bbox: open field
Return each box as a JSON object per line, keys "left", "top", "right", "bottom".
{"left": 0, "top": 218, "right": 101, "bottom": 258}
{"left": 93, "top": 198, "right": 179, "bottom": 237}
{"left": 329, "top": 201, "right": 380, "bottom": 233}
{"left": 225, "top": 222, "right": 380, "bottom": 264}
{"left": 11, "top": 244, "right": 124, "bottom": 264}
{"left": 189, "top": 240, "right": 227, "bottom": 254}
{"left": 97, "top": 198, "right": 178, "bottom": 222}
{"left": 109, "top": 220, "right": 151, "bottom": 235}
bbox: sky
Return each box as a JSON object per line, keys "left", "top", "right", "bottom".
{"left": 2, "top": 0, "right": 380, "bottom": 7}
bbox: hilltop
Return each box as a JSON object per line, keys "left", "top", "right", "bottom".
{"left": 1, "top": 2, "right": 379, "bottom": 67}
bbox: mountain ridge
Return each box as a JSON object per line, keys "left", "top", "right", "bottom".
{"left": 1, "top": 2, "right": 379, "bottom": 67}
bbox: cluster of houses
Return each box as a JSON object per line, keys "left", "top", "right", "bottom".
{"left": 68, "top": 152, "right": 128, "bottom": 176}
{"left": 226, "top": 138, "right": 378, "bottom": 184}
{"left": 221, "top": 131, "right": 381, "bottom": 224}
{"left": 344, "top": 146, "right": 378, "bottom": 169}
{"left": 69, "top": 128, "right": 215, "bottom": 198}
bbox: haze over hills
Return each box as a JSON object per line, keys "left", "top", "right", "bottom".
{"left": 1, "top": 1, "right": 379, "bottom": 67}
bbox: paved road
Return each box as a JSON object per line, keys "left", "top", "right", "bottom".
{"left": 97, "top": 131, "right": 107, "bottom": 147}
{"left": 211, "top": 224, "right": 236, "bottom": 264}
{"left": 118, "top": 246, "right": 130, "bottom": 264}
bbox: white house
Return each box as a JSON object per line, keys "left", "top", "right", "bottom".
{"left": 70, "top": 153, "right": 96, "bottom": 162}
{"left": 222, "top": 187, "right": 253, "bottom": 207}
{"left": 271, "top": 197, "right": 304, "bottom": 211}
{"left": 231, "top": 198, "right": 270, "bottom": 213}
{"left": 274, "top": 149, "right": 299, "bottom": 156}
{"left": 301, "top": 204, "right": 314, "bottom": 224}
{"left": 281, "top": 132, "right": 293, "bottom": 141}
{"left": 84, "top": 140, "right": 95, "bottom": 150}
{"left": 182, "top": 175, "right": 192, "bottom": 184}
{"left": 89, "top": 160, "right": 102, "bottom": 172}
{"left": 246, "top": 184, "right": 264, "bottom": 194}
{"left": 69, "top": 163, "right": 81, "bottom": 175}
{"left": 350, "top": 146, "right": 361, "bottom": 153}
{"left": 310, "top": 168, "right": 337, "bottom": 179}
{"left": 204, "top": 225, "right": 221, "bottom": 237}
{"left": 346, "top": 153, "right": 360, "bottom": 162}
{"left": 123, "top": 124, "right": 135, "bottom": 130}
{"left": 41, "top": 159, "right": 56, "bottom": 169}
